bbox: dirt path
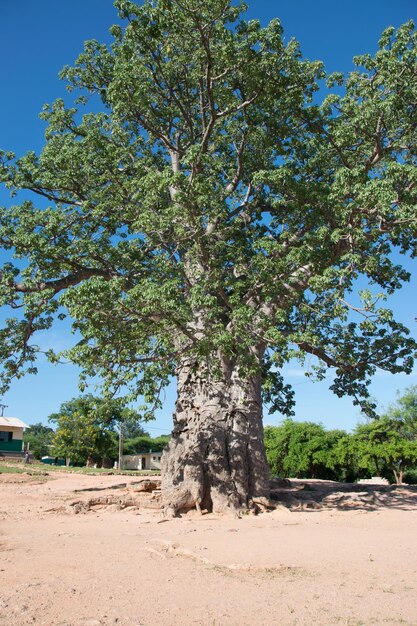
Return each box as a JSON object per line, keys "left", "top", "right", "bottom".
{"left": 1, "top": 471, "right": 417, "bottom": 626}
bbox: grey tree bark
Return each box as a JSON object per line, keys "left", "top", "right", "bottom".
{"left": 161, "top": 355, "right": 270, "bottom": 516}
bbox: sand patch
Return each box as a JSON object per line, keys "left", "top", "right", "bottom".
{"left": 1, "top": 471, "right": 417, "bottom": 625}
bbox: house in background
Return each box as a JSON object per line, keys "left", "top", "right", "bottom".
{"left": 0, "top": 417, "right": 30, "bottom": 454}
{"left": 121, "top": 451, "right": 162, "bottom": 471}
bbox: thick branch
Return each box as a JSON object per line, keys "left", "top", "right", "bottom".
{"left": 9, "top": 268, "right": 114, "bottom": 295}
{"left": 297, "top": 341, "right": 355, "bottom": 372}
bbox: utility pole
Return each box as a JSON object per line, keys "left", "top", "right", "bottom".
{"left": 118, "top": 421, "right": 124, "bottom": 471}
{"left": 0, "top": 404, "right": 7, "bottom": 417}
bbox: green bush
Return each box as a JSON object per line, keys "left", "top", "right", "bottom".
{"left": 403, "top": 469, "right": 417, "bottom": 485}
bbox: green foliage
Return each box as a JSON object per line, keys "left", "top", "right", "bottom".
{"left": 350, "top": 385, "right": 417, "bottom": 484}
{"left": 331, "top": 433, "right": 373, "bottom": 481}
{"left": 48, "top": 394, "right": 144, "bottom": 465}
{"left": 0, "top": 1, "right": 416, "bottom": 417}
{"left": 265, "top": 420, "right": 348, "bottom": 480}
{"left": 123, "top": 434, "right": 170, "bottom": 454}
{"left": 383, "top": 385, "right": 417, "bottom": 427}
{"left": 47, "top": 394, "right": 164, "bottom": 464}
{"left": 264, "top": 386, "right": 417, "bottom": 484}
{"left": 121, "top": 419, "right": 149, "bottom": 439}
{"left": 351, "top": 420, "right": 417, "bottom": 484}
{"left": 48, "top": 394, "right": 143, "bottom": 430}
{"left": 150, "top": 434, "right": 170, "bottom": 449}
{"left": 23, "top": 422, "right": 54, "bottom": 459}
{"left": 404, "top": 469, "right": 417, "bottom": 485}
{"left": 50, "top": 409, "right": 116, "bottom": 466}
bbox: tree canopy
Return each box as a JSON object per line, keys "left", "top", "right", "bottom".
{"left": 1, "top": 0, "right": 416, "bottom": 513}
{"left": 265, "top": 421, "right": 348, "bottom": 480}
{"left": 351, "top": 385, "right": 417, "bottom": 484}
{"left": 264, "top": 387, "right": 417, "bottom": 485}
{"left": 23, "top": 422, "right": 54, "bottom": 459}
{"left": 48, "top": 394, "right": 146, "bottom": 465}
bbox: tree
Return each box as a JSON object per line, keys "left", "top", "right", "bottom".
{"left": 383, "top": 385, "right": 417, "bottom": 430}
{"left": 1, "top": 1, "right": 417, "bottom": 514}
{"left": 351, "top": 419, "right": 417, "bottom": 484}
{"left": 50, "top": 410, "right": 114, "bottom": 466}
{"left": 123, "top": 433, "right": 170, "bottom": 454}
{"left": 23, "top": 422, "right": 54, "bottom": 459}
{"left": 48, "top": 394, "right": 143, "bottom": 465}
{"left": 265, "top": 421, "right": 347, "bottom": 480}
{"left": 332, "top": 432, "right": 372, "bottom": 482}
{"left": 351, "top": 385, "right": 417, "bottom": 484}
{"left": 121, "top": 419, "right": 149, "bottom": 440}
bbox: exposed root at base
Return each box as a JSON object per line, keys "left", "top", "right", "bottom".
{"left": 66, "top": 490, "right": 162, "bottom": 514}
{"left": 144, "top": 539, "right": 306, "bottom": 578}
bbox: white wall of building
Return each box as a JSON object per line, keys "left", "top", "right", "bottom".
{"left": 121, "top": 453, "right": 162, "bottom": 471}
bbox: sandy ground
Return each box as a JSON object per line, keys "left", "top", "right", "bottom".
{"left": 1, "top": 470, "right": 417, "bottom": 626}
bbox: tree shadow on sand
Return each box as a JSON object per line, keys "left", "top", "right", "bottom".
{"left": 270, "top": 478, "right": 417, "bottom": 512}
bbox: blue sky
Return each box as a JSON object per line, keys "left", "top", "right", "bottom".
{"left": 0, "top": 0, "right": 416, "bottom": 433}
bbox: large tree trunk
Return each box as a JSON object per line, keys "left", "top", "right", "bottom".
{"left": 161, "top": 356, "right": 270, "bottom": 516}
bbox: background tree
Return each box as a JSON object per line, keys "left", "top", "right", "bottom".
{"left": 123, "top": 433, "right": 170, "bottom": 454}
{"left": 331, "top": 432, "right": 372, "bottom": 482}
{"left": 1, "top": 0, "right": 417, "bottom": 514}
{"left": 382, "top": 385, "right": 417, "bottom": 432}
{"left": 350, "top": 420, "right": 417, "bottom": 484}
{"left": 265, "top": 421, "right": 348, "bottom": 480}
{"left": 49, "top": 394, "right": 144, "bottom": 466}
{"left": 310, "top": 427, "right": 351, "bottom": 481}
{"left": 23, "top": 422, "right": 54, "bottom": 459}
{"left": 50, "top": 410, "right": 115, "bottom": 466}
{"left": 121, "top": 417, "right": 149, "bottom": 440}
{"left": 350, "top": 386, "right": 417, "bottom": 484}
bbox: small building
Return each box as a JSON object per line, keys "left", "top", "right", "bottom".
{"left": 121, "top": 451, "right": 163, "bottom": 471}
{"left": 40, "top": 456, "right": 66, "bottom": 466}
{"left": 0, "top": 417, "right": 30, "bottom": 453}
